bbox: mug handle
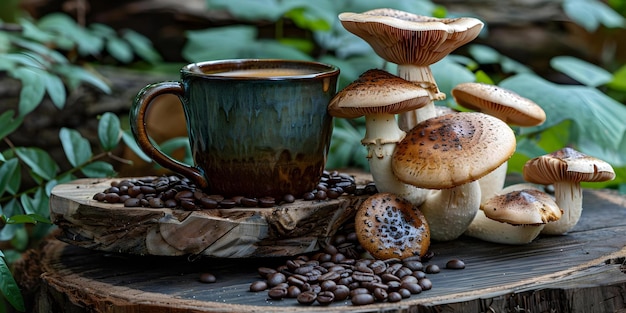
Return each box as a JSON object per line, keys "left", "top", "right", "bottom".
{"left": 129, "top": 81, "right": 208, "bottom": 189}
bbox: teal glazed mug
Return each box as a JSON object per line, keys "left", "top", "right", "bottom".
{"left": 130, "top": 59, "right": 340, "bottom": 199}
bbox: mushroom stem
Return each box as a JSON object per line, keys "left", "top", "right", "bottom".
{"left": 419, "top": 181, "right": 481, "bottom": 241}
{"left": 362, "top": 113, "right": 430, "bottom": 206}
{"left": 464, "top": 210, "right": 545, "bottom": 244}
{"left": 479, "top": 162, "right": 508, "bottom": 204}
{"left": 542, "top": 181, "right": 582, "bottom": 235}
{"left": 397, "top": 64, "right": 445, "bottom": 130}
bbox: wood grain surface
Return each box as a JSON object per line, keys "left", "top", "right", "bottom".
{"left": 19, "top": 184, "right": 626, "bottom": 313}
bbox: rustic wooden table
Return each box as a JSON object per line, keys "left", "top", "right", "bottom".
{"left": 14, "top": 179, "right": 626, "bottom": 313}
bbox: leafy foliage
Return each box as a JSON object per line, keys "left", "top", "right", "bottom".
{"left": 0, "top": 10, "right": 163, "bottom": 310}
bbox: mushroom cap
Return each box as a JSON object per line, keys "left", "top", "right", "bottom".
{"left": 355, "top": 192, "right": 430, "bottom": 259}
{"left": 482, "top": 188, "right": 562, "bottom": 225}
{"left": 523, "top": 147, "right": 616, "bottom": 185}
{"left": 327, "top": 69, "right": 431, "bottom": 118}
{"left": 338, "top": 9, "right": 484, "bottom": 66}
{"left": 392, "top": 112, "right": 516, "bottom": 189}
{"left": 452, "top": 82, "right": 546, "bottom": 126}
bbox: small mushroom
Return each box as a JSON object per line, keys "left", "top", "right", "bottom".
{"left": 327, "top": 69, "right": 432, "bottom": 205}
{"left": 391, "top": 112, "right": 516, "bottom": 241}
{"left": 523, "top": 147, "right": 615, "bottom": 235}
{"left": 355, "top": 192, "right": 430, "bottom": 259}
{"left": 464, "top": 184, "right": 562, "bottom": 244}
{"left": 451, "top": 82, "right": 547, "bottom": 203}
{"left": 338, "top": 8, "right": 484, "bottom": 130}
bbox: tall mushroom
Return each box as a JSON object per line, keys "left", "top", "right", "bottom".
{"left": 523, "top": 147, "right": 615, "bottom": 235}
{"left": 391, "top": 112, "right": 516, "bottom": 241}
{"left": 464, "top": 184, "right": 562, "bottom": 244}
{"left": 452, "top": 82, "right": 546, "bottom": 203}
{"left": 338, "top": 8, "right": 484, "bottom": 130}
{"left": 327, "top": 69, "right": 432, "bottom": 205}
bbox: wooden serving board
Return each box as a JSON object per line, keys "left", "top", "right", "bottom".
{"left": 49, "top": 176, "right": 371, "bottom": 258}
{"left": 18, "top": 187, "right": 626, "bottom": 313}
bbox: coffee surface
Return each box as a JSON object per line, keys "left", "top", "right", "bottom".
{"left": 214, "top": 68, "right": 319, "bottom": 77}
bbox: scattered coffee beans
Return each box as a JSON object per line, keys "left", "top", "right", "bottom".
{"left": 93, "top": 170, "right": 375, "bottom": 210}
{"left": 246, "top": 224, "right": 465, "bottom": 307}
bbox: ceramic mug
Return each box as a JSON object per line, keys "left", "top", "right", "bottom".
{"left": 130, "top": 59, "right": 339, "bottom": 199}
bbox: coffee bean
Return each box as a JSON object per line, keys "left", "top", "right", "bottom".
{"left": 282, "top": 194, "right": 295, "bottom": 203}
{"left": 425, "top": 264, "right": 440, "bottom": 274}
{"left": 351, "top": 293, "right": 375, "bottom": 306}
{"left": 267, "top": 287, "right": 287, "bottom": 300}
{"left": 104, "top": 193, "right": 120, "bottom": 203}
{"left": 296, "top": 291, "right": 316, "bottom": 305}
{"left": 403, "top": 260, "right": 424, "bottom": 271}
{"left": 287, "top": 285, "right": 301, "bottom": 298}
{"left": 446, "top": 259, "right": 466, "bottom": 269}
{"left": 398, "top": 288, "right": 411, "bottom": 298}
{"left": 198, "top": 272, "right": 216, "bottom": 283}
{"left": 320, "top": 280, "right": 336, "bottom": 291}
{"left": 148, "top": 197, "right": 164, "bottom": 208}
{"left": 241, "top": 197, "right": 258, "bottom": 207}
{"left": 249, "top": 280, "right": 268, "bottom": 292}
{"left": 388, "top": 291, "right": 402, "bottom": 302}
{"left": 373, "top": 287, "right": 388, "bottom": 301}
{"left": 401, "top": 282, "right": 422, "bottom": 294}
{"left": 316, "top": 291, "right": 334, "bottom": 305}
{"left": 418, "top": 278, "right": 432, "bottom": 290}
{"left": 219, "top": 199, "right": 236, "bottom": 208}
{"left": 332, "top": 284, "right": 350, "bottom": 301}
{"left": 124, "top": 198, "right": 141, "bottom": 207}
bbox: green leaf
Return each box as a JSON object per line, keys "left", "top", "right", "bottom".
{"left": 80, "top": 161, "right": 116, "bottom": 178}
{"left": 8, "top": 36, "right": 69, "bottom": 64}
{"left": 0, "top": 158, "right": 21, "bottom": 197}
{"left": 607, "top": 64, "right": 626, "bottom": 92}
{"left": 563, "top": 0, "right": 626, "bottom": 32}
{"left": 468, "top": 44, "right": 533, "bottom": 74}
{"left": 53, "top": 64, "right": 112, "bottom": 94}
{"left": 501, "top": 73, "right": 626, "bottom": 165}
{"left": 10, "top": 67, "right": 46, "bottom": 116}
{"left": 122, "top": 29, "right": 163, "bottom": 64}
{"left": 121, "top": 130, "right": 151, "bottom": 162}
{"left": 550, "top": 56, "right": 613, "bottom": 87}
{"left": 0, "top": 256, "right": 25, "bottom": 312}
{"left": 5, "top": 214, "right": 51, "bottom": 224}
{"left": 37, "top": 13, "right": 104, "bottom": 56}
{"left": 106, "top": 36, "right": 134, "bottom": 63}
{"left": 14, "top": 147, "right": 59, "bottom": 180}
{"left": 59, "top": 128, "right": 92, "bottom": 167}
{"left": 19, "top": 187, "right": 49, "bottom": 216}
{"left": 41, "top": 69, "right": 67, "bottom": 109}
{"left": 98, "top": 112, "right": 122, "bottom": 151}
{"left": 0, "top": 110, "right": 24, "bottom": 141}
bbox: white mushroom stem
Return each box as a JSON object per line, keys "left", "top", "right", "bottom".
{"left": 463, "top": 210, "right": 545, "bottom": 245}
{"left": 361, "top": 113, "right": 430, "bottom": 206}
{"left": 396, "top": 64, "right": 446, "bottom": 130}
{"left": 541, "top": 181, "right": 581, "bottom": 235}
{"left": 418, "top": 181, "right": 481, "bottom": 241}
{"left": 479, "top": 162, "right": 508, "bottom": 204}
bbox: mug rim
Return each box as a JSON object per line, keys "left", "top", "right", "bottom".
{"left": 181, "top": 59, "right": 340, "bottom": 80}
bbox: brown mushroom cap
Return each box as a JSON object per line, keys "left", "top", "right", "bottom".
{"left": 452, "top": 82, "right": 546, "bottom": 126}
{"left": 338, "top": 9, "right": 484, "bottom": 66}
{"left": 392, "top": 112, "right": 516, "bottom": 189}
{"left": 327, "top": 69, "right": 431, "bottom": 118}
{"left": 482, "top": 188, "right": 562, "bottom": 225}
{"left": 355, "top": 192, "right": 430, "bottom": 259}
{"left": 523, "top": 147, "right": 616, "bottom": 185}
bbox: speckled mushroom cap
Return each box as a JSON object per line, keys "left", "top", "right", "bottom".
{"left": 392, "top": 112, "right": 516, "bottom": 189}
{"left": 523, "top": 147, "right": 616, "bottom": 184}
{"left": 327, "top": 69, "right": 431, "bottom": 118}
{"left": 482, "top": 189, "right": 562, "bottom": 225}
{"left": 452, "top": 82, "right": 546, "bottom": 126}
{"left": 338, "top": 9, "right": 484, "bottom": 66}
{"left": 355, "top": 192, "right": 430, "bottom": 259}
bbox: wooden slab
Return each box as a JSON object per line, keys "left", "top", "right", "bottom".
{"left": 19, "top": 188, "right": 626, "bottom": 313}
{"left": 49, "top": 176, "right": 370, "bottom": 258}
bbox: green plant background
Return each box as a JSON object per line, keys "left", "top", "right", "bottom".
{"left": 1, "top": 0, "right": 626, "bottom": 311}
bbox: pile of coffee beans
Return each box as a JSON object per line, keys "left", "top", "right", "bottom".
{"left": 92, "top": 170, "right": 377, "bottom": 210}
{"left": 248, "top": 225, "right": 465, "bottom": 306}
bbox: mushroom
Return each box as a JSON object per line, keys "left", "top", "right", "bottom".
{"left": 523, "top": 147, "right": 615, "bottom": 235}
{"left": 327, "top": 69, "right": 432, "bottom": 205}
{"left": 355, "top": 192, "right": 430, "bottom": 259}
{"left": 464, "top": 184, "right": 562, "bottom": 244}
{"left": 452, "top": 82, "right": 547, "bottom": 203}
{"left": 338, "top": 8, "right": 484, "bottom": 130}
{"left": 392, "top": 112, "right": 516, "bottom": 241}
